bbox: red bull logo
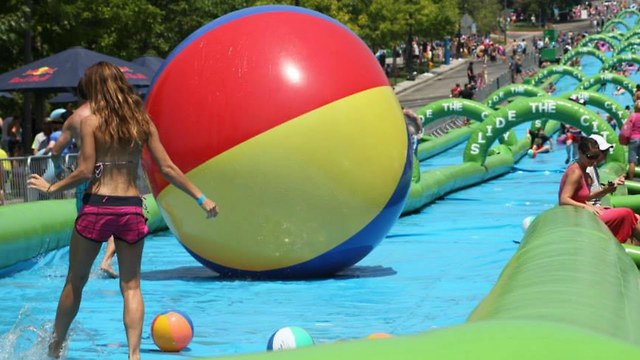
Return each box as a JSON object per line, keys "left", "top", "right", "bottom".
{"left": 119, "top": 66, "right": 147, "bottom": 80}
{"left": 9, "top": 66, "right": 57, "bottom": 84}
{"left": 24, "top": 66, "right": 56, "bottom": 76}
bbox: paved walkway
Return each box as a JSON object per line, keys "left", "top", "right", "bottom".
{"left": 395, "top": 20, "right": 593, "bottom": 110}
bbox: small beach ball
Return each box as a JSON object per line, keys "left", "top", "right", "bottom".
{"left": 527, "top": 149, "right": 537, "bottom": 158}
{"left": 151, "top": 310, "right": 194, "bottom": 352}
{"left": 522, "top": 215, "right": 536, "bottom": 233}
{"left": 143, "top": 5, "right": 411, "bottom": 278}
{"left": 267, "top": 326, "right": 315, "bottom": 351}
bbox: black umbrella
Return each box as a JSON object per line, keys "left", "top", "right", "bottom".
{"left": 48, "top": 92, "right": 77, "bottom": 104}
{"left": 132, "top": 56, "right": 164, "bottom": 99}
{"left": 0, "top": 47, "right": 154, "bottom": 92}
{"left": 132, "top": 55, "right": 164, "bottom": 74}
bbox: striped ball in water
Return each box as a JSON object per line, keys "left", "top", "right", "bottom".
{"left": 143, "top": 5, "right": 411, "bottom": 279}
{"left": 151, "top": 310, "right": 194, "bottom": 352}
{"left": 267, "top": 326, "right": 314, "bottom": 351}
{"left": 522, "top": 215, "right": 536, "bottom": 233}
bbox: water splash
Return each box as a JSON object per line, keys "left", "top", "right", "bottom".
{"left": 0, "top": 305, "right": 64, "bottom": 360}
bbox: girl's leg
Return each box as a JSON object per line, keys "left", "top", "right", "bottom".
{"left": 115, "top": 239, "right": 145, "bottom": 360}
{"left": 565, "top": 139, "right": 573, "bottom": 163}
{"left": 630, "top": 144, "right": 638, "bottom": 180}
{"left": 100, "top": 237, "right": 118, "bottom": 278}
{"left": 49, "top": 230, "right": 103, "bottom": 358}
{"left": 572, "top": 141, "right": 579, "bottom": 161}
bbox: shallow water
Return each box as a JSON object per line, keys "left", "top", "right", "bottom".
{"left": 1, "top": 40, "right": 637, "bottom": 360}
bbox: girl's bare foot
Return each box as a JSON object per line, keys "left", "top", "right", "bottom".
{"left": 100, "top": 263, "right": 118, "bottom": 278}
{"left": 48, "top": 338, "right": 63, "bottom": 359}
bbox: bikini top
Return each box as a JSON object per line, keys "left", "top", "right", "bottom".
{"left": 94, "top": 160, "right": 136, "bottom": 178}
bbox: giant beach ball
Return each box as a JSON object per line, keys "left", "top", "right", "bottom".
{"left": 143, "top": 5, "right": 411, "bottom": 278}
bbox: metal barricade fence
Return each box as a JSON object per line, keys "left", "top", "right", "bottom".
{"left": 474, "top": 52, "right": 539, "bottom": 103}
{"left": 0, "top": 153, "right": 152, "bottom": 206}
{"left": 0, "top": 156, "right": 21, "bottom": 205}
{"left": 27, "top": 155, "right": 75, "bottom": 201}
{"left": 1, "top": 154, "right": 83, "bottom": 204}
{"left": 63, "top": 153, "right": 151, "bottom": 194}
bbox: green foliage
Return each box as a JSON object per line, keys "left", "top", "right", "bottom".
{"left": 1, "top": 0, "right": 464, "bottom": 74}
{"left": 513, "top": 0, "right": 582, "bottom": 21}
{"left": 0, "top": 0, "right": 28, "bottom": 71}
{"left": 147, "top": 0, "right": 252, "bottom": 57}
{"left": 272, "top": 0, "right": 460, "bottom": 48}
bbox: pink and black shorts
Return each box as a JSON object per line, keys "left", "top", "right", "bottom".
{"left": 75, "top": 194, "right": 149, "bottom": 244}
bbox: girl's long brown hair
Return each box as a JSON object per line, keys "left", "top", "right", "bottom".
{"left": 78, "top": 61, "right": 150, "bottom": 147}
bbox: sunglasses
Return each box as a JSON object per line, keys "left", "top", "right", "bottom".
{"left": 585, "top": 152, "right": 600, "bottom": 160}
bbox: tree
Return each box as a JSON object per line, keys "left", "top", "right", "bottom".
{"left": 514, "top": 0, "right": 583, "bottom": 24}
{"left": 0, "top": 0, "right": 470, "bottom": 144}
{"left": 0, "top": 0, "right": 29, "bottom": 71}
{"left": 148, "top": 0, "right": 252, "bottom": 57}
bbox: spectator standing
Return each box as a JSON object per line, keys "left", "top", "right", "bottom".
{"left": 607, "top": 115, "right": 617, "bottom": 131}
{"left": 476, "top": 64, "right": 488, "bottom": 89}
{"left": 44, "top": 109, "right": 75, "bottom": 156}
{"left": 375, "top": 48, "right": 386, "bottom": 69}
{"left": 466, "top": 61, "right": 476, "bottom": 85}
{"left": 1, "top": 115, "right": 11, "bottom": 152}
{"left": 7, "top": 115, "right": 22, "bottom": 156}
{"left": 514, "top": 56, "right": 524, "bottom": 83}
{"left": 402, "top": 107, "right": 423, "bottom": 155}
{"left": 0, "top": 147, "right": 8, "bottom": 205}
{"left": 634, "top": 84, "right": 640, "bottom": 102}
{"left": 626, "top": 101, "right": 640, "bottom": 180}
{"left": 32, "top": 117, "right": 57, "bottom": 155}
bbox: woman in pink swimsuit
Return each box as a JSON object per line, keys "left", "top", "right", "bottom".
{"left": 559, "top": 137, "right": 640, "bottom": 243}
{"left": 28, "top": 62, "right": 219, "bottom": 360}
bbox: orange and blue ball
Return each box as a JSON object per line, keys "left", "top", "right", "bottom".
{"left": 150, "top": 310, "right": 194, "bottom": 352}
{"left": 143, "top": 5, "right": 411, "bottom": 278}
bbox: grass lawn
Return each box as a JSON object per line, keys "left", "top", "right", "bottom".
{"left": 388, "top": 61, "right": 440, "bottom": 86}
{"left": 509, "top": 23, "right": 545, "bottom": 31}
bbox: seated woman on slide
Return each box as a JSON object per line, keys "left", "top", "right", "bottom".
{"left": 559, "top": 137, "right": 640, "bottom": 244}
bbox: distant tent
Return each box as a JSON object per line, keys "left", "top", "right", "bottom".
{"left": 460, "top": 14, "right": 476, "bottom": 36}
